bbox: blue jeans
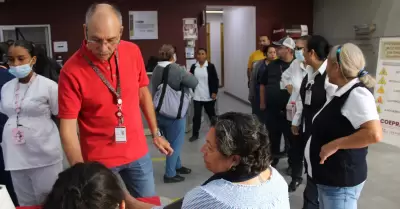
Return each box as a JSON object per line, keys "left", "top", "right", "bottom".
{"left": 111, "top": 153, "right": 156, "bottom": 198}
{"left": 317, "top": 182, "right": 365, "bottom": 209}
{"left": 157, "top": 114, "right": 186, "bottom": 177}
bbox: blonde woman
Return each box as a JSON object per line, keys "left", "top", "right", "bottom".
{"left": 305, "top": 43, "right": 382, "bottom": 209}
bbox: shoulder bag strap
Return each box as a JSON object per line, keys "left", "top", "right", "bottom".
{"left": 177, "top": 83, "right": 185, "bottom": 119}
{"left": 155, "top": 64, "right": 171, "bottom": 112}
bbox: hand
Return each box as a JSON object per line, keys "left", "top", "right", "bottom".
{"left": 291, "top": 126, "right": 299, "bottom": 135}
{"left": 153, "top": 136, "right": 173, "bottom": 156}
{"left": 319, "top": 141, "right": 340, "bottom": 164}
{"left": 260, "top": 103, "right": 266, "bottom": 110}
{"left": 211, "top": 93, "right": 217, "bottom": 100}
{"left": 286, "top": 85, "right": 293, "bottom": 95}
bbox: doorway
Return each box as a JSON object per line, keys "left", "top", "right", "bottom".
{"left": 206, "top": 12, "right": 224, "bottom": 87}
{"left": 0, "top": 25, "right": 53, "bottom": 58}
{"left": 206, "top": 6, "right": 256, "bottom": 102}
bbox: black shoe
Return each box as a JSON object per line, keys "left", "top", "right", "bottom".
{"left": 163, "top": 175, "right": 185, "bottom": 183}
{"left": 189, "top": 135, "right": 199, "bottom": 142}
{"left": 288, "top": 179, "right": 303, "bottom": 192}
{"left": 176, "top": 166, "right": 192, "bottom": 174}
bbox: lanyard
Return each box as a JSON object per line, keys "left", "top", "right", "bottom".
{"left": 14, "top": 73, "right": 36, "bottom": 127}
{"left": 82, "top": 52, "right": 124, "bottom": 126}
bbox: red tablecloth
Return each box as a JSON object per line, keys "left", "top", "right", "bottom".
{"left": 17, "top": 196, "right": 161, "bottom": 209}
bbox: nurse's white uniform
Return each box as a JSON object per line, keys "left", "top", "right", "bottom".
{"left": 0, "top": 74, "right": 63, "bottom": 206}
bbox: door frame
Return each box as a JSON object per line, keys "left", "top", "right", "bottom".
{"left": 0, "top": 24, "right": 53, "bottom": 58}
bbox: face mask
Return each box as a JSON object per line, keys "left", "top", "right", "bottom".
{"left": 9, "top": 63, "right": 33, "bottom": 78}
{"left": 295, "top": 50, "right": 305, "bottom": 62}
{"left": 173, "top": 53, "right": 177, "bottom": 62}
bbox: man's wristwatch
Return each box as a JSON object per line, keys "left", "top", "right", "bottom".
{"left": 152, "top": 129, "right": 162, "bottom": 138}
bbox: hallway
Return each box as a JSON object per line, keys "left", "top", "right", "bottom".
{"left": 148, "top": 91, "right": 400, "bottom": 209}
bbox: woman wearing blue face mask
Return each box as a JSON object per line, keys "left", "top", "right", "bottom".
{"left": 0, "top": 40, "right": 63, "bottom": 206}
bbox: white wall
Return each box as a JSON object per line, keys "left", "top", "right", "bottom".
{"left": 223, "top": 6, "right": 256, "bottom": 101}
{"left": 314, "top": 0, "right": 400, "bottom": 76}
{"left": 206, "top": 13, "right": 223, "bottom": 86}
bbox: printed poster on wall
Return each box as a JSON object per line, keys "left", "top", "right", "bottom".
{"left": 183, "top": 18, "right": 198, "bottom": 40}
{"left": 374, "top": 37, "right": 400, "bottom": 147}
{"left": 129, "top": 11, "right": 158, "bottom": 40}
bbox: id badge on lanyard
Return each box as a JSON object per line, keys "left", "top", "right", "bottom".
{"left": 83, "top": 52, "right": 127, "bottom": 143}
{"left": 305, "top": 81, "right": 314, "bottom": 105}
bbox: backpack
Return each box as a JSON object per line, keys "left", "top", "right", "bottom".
{"left": 153, "top": 64, "right": 191, "bottom": 119}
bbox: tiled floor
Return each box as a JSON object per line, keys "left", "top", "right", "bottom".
{"left": 148, "top": 91, "right": 400, "bottom": 208}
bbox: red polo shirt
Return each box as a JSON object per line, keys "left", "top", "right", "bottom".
{"left": 58, "top": 40, "right": 149, "bottom": 168}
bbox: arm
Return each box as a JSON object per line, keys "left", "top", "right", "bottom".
{"left": 180, "top": 66, "right": 198, "bottom": 90}
{"left": 58, "top": 70, "right": 83, "bottom": 165}
{"left": 211, "top": 64, "right": 219, "bottom": 94}
{"left": 259, "top": 64, "right": 270, "bottom": 109}
{"left": 320, "top": 88, "right": 382, "bottom": 163}
{"left": 136, "top": 47, "right": 173, "bottom": 156}
{"left": 332, "top": 120, "right": 382, "bottom": 150}
{"left": 247, "top": 54, "right": 253, "bottom": 83}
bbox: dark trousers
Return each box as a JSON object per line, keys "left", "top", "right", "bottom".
{"left": 288, "top": 124, "right": 306, "bottom": 181}
{"left": 192, "top": 100, "right": 216, "bottom": 137}
{"left": 303, "top": 176, "right": 320, "bottom": 209}
{"left": 265, "top": 109, "right": 291, "bottom": 158}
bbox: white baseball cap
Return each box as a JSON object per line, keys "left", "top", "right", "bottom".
{"left": 273, "top": 37, "right": 295, "bottom": 50}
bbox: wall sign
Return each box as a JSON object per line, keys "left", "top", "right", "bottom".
{"left": 129, "top": 11, "right": 158, "bottom": 40}
{"left": 53, "top": 41, "right": 68, "bottom": 53}
{"left": 183, "top": 18, "right": 198, "bottom": 40}
{"left": 374, "top": 37, "right": 400, "bottom": 148}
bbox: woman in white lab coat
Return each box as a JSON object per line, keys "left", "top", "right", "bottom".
{"left": 0, "top": 40, "right": 63, "bottom": 206}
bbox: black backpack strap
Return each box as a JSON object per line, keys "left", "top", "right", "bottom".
{"left": 176, "top": 84, "right": 185, "bottom": 119}
{"left": 189, "top": 64, "right": 196, "bottom": 74}
{"left": 155, "top": 64, "right": 171, "bottom": 113}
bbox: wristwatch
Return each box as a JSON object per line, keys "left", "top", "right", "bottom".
{"left": 152, "top": 129, "right": 162, "bottom": 138}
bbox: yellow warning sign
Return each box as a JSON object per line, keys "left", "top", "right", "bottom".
{"left": 376, "top": 96, "right": 383, "bottom": 104}
{"left": 378, "top": 77, "right": 387, "bottom": 85}
{"left": 377, "top": 105, "right": 381, "bottom": 114}
{"left": 379, "top": 68, "right": 388, "bottom": 76}
{"left": 377, "top": 86, "right": 385, "bottom": 94}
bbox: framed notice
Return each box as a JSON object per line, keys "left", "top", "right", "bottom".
{"left": 183, "top": 18, "right": 198, "bottom": 40}
{"left": 129, "top": 11, "right": 158, "bottom": 40}
{"left": 374, "top": 37, "right": 400, "bottom": 147}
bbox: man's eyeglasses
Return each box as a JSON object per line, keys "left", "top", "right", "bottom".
{"left": 87, "top": 38, "right": 120, "bottom": 47}
{"left": 295, "top": 47, "right": 304, "bottom": 50}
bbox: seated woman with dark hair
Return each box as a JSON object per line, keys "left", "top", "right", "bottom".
{"left": 43, "top": 162, "right": 154, "bottom": 209}
{"left": 152, "top": 112, "right": 289, "bottom": 209}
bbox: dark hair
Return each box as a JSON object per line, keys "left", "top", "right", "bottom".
{"left": 0, "top": 42, "right": 8, "bottom": 65}
{"left": 298, "top": 35, "right": 311, "bottom": 41}
{"left": 261, "top": 45, "right": 275, "bottom": 54}
{"left": 197, "top": 48, "right": 207, "bottom": 54}
{"left": 210, "top": 112, "right": 271, "bottom": 176}
{"left": 43, "top": 162, "right": 124, "bottom": 209}
{"left": 158, "top": 44, "right": 175, "bottom": 61}
{"left": 306, "top": 35, "right": 331, "bottom": 61}
{"left": 10, "top": 40, "right": 56, "bottom": 78}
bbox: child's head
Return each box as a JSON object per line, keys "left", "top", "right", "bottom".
{"left": 43, "top": 162, "right": 125, "bottom": 209}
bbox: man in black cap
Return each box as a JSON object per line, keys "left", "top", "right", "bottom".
{"left": 259, "top": 36, "right": 296, "bottom": 166}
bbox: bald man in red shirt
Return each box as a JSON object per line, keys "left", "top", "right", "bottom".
{"left": 58, "top": 3, "right": 173, "bottom": 198}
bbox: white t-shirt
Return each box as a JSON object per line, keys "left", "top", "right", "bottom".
{"left": 0, "top": 75, "right": 62, "bottom": 170}
{"left": 304, "top": 78, "right": 379, "bottom": 177}
{"left": 193, "top": 61, "right": 212, "bottom": 102}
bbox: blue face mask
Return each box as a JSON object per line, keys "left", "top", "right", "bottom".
{"left": 9, "top": 63, "right": 33, "bottom": 78}
{"left": 295, "top": 50, "right": 305, "bottom": 62}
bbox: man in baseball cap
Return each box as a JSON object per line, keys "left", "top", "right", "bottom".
{"left": 273, "top": 36, "right": 296, "bottom": 50}
{"left": 259, "top": 36, "right": 296, "bottom": 167}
